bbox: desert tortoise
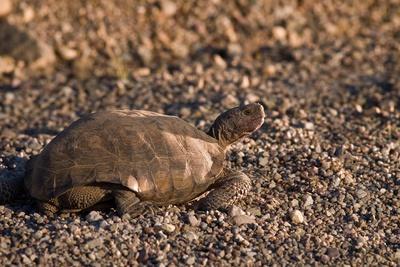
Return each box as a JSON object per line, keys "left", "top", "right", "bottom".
{"left": 1, "top": 103, "right": 265, "bottom": 216}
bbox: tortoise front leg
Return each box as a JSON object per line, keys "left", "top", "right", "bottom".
{"left": 197, "top": 170, "right": 251, "bottom": 211}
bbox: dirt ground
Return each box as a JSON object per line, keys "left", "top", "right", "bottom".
{"left": 0, "top": 0, "right": 399, "bottom": 266}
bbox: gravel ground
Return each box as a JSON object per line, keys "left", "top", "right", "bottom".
{"left": 1, "top": 0, "right": 399, "bottom": 266}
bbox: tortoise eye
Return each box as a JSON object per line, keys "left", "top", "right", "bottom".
{"left": 243, "top": 109, "right": 252, "bottom": 116}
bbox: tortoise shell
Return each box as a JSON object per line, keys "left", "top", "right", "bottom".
{"left": 25, "top": 110, "right": 225, "bottom": 204}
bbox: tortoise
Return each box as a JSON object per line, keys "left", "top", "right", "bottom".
{"left": 0, "top": 103, "right": 265, "bottom": 216}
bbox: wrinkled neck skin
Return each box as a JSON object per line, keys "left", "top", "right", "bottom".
{"left": 207, "top": 122, "right": 240, "bottom": 148}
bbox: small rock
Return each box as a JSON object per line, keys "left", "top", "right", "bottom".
{"left": 264, "top": 65, "right": 277, "bottom": 76}
{"left": 394, "top": 250, "right": 400, "bottom": 260}
{"left": 304, "top": 195, "right": 314, "bottom": 207}
{"left": 356, "top": 189, "right": 368, "bottom": 199}
{"left": 232, "top": 215, "right": 257, "bottom": 226}
{"left": 303, "top": 122, "right": 315, "bottom": 130}
{"left": 57, "top": 46, "right": 78, "bottom": 61}
{"left": 228, "top": 43, "right": 242, "bottom": 55}
{"left": 88, "top": 253, "right": 96, "bottom": 261}
{"left": 86, "top": 211, "right": 103, "bottom": 222}
{"left": 138, "top": 247, "right": 149, "bottom": 263}
{"left": 137, "top": 45, "right": 153, "bottom": 65}
{"left": 180, "top": 107, "right": 191, "bottom": 117}
{"left": 246, "top": 93, "right": 259, "bottom": 103}
{"left": 247, "top": 207, "right": 262, "bottom": 217}
{"left": 30, "top": 42, "right": 56, "bottom": 71}
{"left": 1, "top": 128, "right": 16, "bottom": 139}
{"left": 86, "top": 238, "right": 103, "bottom": 249}
{"left": 0, "top": 57, "right": 15, "bottom": 73}
{"left": 327, "top": 247, "right": 340, "bottom": 258}
{"left": 332, "top": 176, "right": 341, "bottom": 187}
{"left": 272, "top": 26, "right": 287, "bottom": 41}
{"left": 269, "top": 180, "right": 276, "bottom": 189}
{"left": 133, "top": 67, "right": 151, "bottom": 77}
{"left": 99, "top": 220, "right": 109, "bottom": 229}
{"left": 214, "top": 55, "right": 227, "bottom": 69}
{"left": 161, "top": 223, "right": 176, "bottom": 233}
{"left": 184, "top": 231, "right": 198, "bottom": 242}
{"left": 321, "top": 254, "right": 330, "bottom": 263}
{"left": 69, "top": 225, "right": 80, "bottom": 235}
{"left": 161, "top": 0, "right": 177, "bottom": 16}
{"left": 21, "top": 254, "right": 31, "bottom": 265}
{"left": 355, "top": 236, "right": 366, "bottom": 248}
{"left": 329, "top": 108, "right": 338, "bottom": 116}
{"left": 259, "top": 157, "right": 268, "bottom": 167}
{"left": 0, "top": 0, "right": 12, "bottom": 17}
{"left": 222, "top": 94, "right": 238, "bottom": 107}
{"left": 229, "top": 205, "right": 245, "bottom": 217}
{"left": 188, "top": 215, "right": 200, "bottom": 227}
{"left": 186, "top": 256, "right": 196, "bottom": 265}
{"left": 291, "top": 210, "right": 304, "bottom": 224}
{"left": 23, "top": 6, "right": 35, "bottom": 22}
{"left": 241, "top": 76, "right": 250, "bottom": 89}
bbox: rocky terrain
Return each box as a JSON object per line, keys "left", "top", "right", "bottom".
{"left": 0, "top": 0, "right": 399, "bottom": 266}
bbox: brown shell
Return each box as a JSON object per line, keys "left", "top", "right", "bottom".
{"left": 25, "top": 110, "right": 225, "bottom": 204}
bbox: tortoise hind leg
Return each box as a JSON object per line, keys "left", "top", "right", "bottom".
{"left": 59, "top": 186, "right": 110, "bottom": 212}
{"left": 37, "top": 186, "right": 110, "bottom": 215}
{"left": 113, "top": 189, "right": 155, "bottom": 217}
{"left": 37, "top": 198, "right": 59, "bottom": 216}
{"left": 196, "top": 170, "right": 251, "bottom": 211}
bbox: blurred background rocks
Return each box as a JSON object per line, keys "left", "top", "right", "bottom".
{"left": 0, "top": 0, "right": 398, "bottom": 79}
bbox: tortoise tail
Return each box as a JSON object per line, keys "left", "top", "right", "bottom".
{"left": 0, "top": 174, "right": 25, "bottom": 204}
{"left": 0, "top": 157, "right": 31, "bottom": 204}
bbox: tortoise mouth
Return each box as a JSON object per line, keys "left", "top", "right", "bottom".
{"left": 243, "top": 115, "right": 265, "bottom": 135}
{"left": 253, "top": 115, "right": 265, "bottom": 129}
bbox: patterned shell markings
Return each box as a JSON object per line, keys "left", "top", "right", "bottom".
{"left": 26, "top": 110, "right": 225, "bottom": 204}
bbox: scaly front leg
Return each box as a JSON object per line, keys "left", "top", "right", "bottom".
{"left": 196, "top": 170, "right": 251, "bottom": 210}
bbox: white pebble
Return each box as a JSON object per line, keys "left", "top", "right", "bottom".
{"left": 259, "top": 157, "right": 268, "bottom": 167}
{"left": 161, "top": 223, "right": 176, "bottom": 233}
{"left": 291, "top": 210, "right": 304, "bottom": 224}
{"left": 304, "top": 195, "right": 314, "bottom": 207}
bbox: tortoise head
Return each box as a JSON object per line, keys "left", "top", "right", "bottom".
{"left": 208, "top": 103, "right": 265, "bottom": 147}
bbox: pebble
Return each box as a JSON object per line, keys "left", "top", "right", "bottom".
{"left": 161, "top": 223, "right": 176, "bottom": 233}
{"left": 57, "top": 46, "right": 79, "bottom": 61}
{"left": 321, "top": 254, "right": 330, "bottom": 263}
{"left": 259, "top": 157, "right": 268, "bottom": 167}
{"left": 291, "top": 210, "right": 304, "bottom": 224}
{"left": 304, "top": 195, "right": 314, "bottom": 207}
{"left": 86, "top": 238, "right": 103, "bottom": 249}
{"left": 327, "top": 247, "right": 340, "bottom": 258}
{"left": 356, "top": 189, "right": 368, "bottom": 199}
{"left": 303, "top": 122, "right": 315, "bottom": 130}
{"left": 188, "top": 215, "right": 200, "bottom": 227}
{"left": 291, "top": 199, "right": 299, "bottom": 207}
{"left": 184, "top": 231, "right": 198, "bottom": 242}
{"left": 0, "top": 0, "right": 11, "bottom": 17}
{"left": 161, "top": 0, "right": 177, "bottom": 16}
{"left": 86, "top": 211, "right": 103, "bottom": 222}
{"left": 232, "top": 215, "right": 256, "bottom": 226}
{"left": 186, "top": 256, "right": 196, "bottom": 265}
{"left": 229, "top": 206, "right": 245, "bottom": 217}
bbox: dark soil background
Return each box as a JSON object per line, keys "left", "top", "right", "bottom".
{"left": 0, "top": 0, "right": 399, "bottom": 266}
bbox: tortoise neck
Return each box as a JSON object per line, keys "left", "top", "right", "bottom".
{"left": 207, "top": 123, "right": 234, "bottom": 148}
